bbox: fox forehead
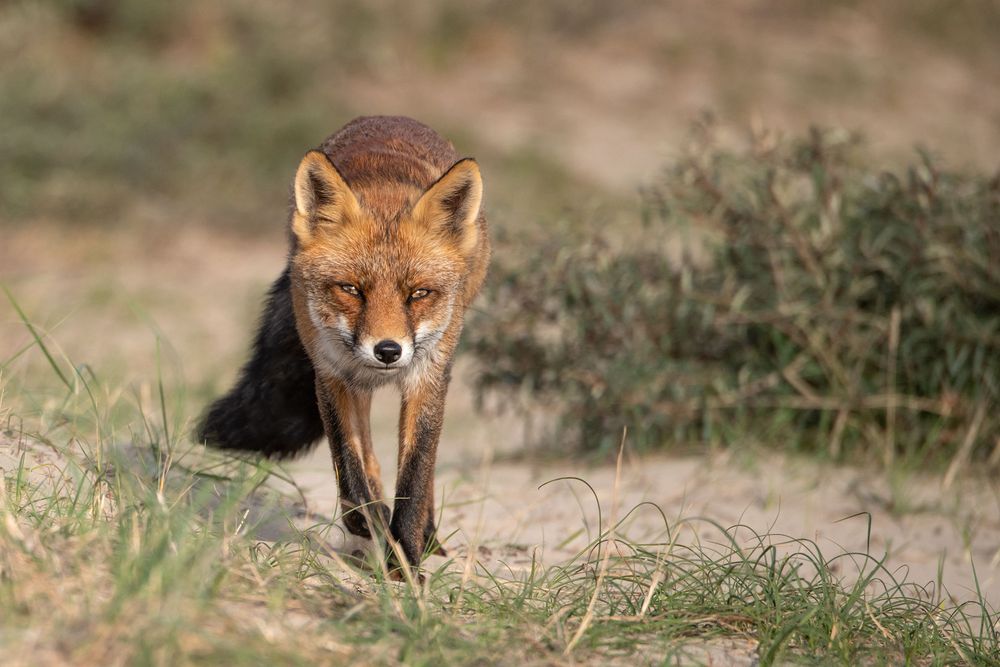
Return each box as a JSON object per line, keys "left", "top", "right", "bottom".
{"left": 296, "top": 218, "right": 465, "bottom": 289}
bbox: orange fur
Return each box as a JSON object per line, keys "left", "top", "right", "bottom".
{"left": 288, "top": 116, "right": 490, "bottom": 568}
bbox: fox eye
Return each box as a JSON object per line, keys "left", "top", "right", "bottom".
{"left": 410, "top": 288, "right": 430, "bottom": 301}
{"left": 340, "top": 284, "right": 361, "bottom": 297}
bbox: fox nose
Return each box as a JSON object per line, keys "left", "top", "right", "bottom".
{"left": 373, "top": 340, "right": 403, "bottom": 364}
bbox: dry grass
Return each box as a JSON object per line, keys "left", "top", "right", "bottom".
{"left": 1, "top": 316, "right": 998, "bottom": 665}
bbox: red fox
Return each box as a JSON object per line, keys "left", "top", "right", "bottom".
{"left": 199, "top": 116, "right": 490, "bottom": 572}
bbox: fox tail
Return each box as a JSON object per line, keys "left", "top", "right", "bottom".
{"left": 197, "top": 267, "right": 324, "bottom": 459}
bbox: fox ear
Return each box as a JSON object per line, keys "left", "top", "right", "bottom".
{"left": 412, "top": 158, "right": 483, "bottom": 255}
{"left": 292, "top": 150, "right": 360, "bottom": 244}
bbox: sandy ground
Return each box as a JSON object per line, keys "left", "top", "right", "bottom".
{"left": 273, "top": 380, "right": 1000, "bottom": 608}
{"left": 6, "top": 382, "right": 995, "bottom": 664}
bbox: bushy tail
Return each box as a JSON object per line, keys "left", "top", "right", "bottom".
{"left": 197, "top": 267, "right": 324, "bottom": 459}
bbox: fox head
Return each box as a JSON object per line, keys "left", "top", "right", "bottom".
{"left": 289, "top": 150, "right": 484, "bottom": 386}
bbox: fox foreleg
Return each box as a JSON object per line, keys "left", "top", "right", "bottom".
{"left": 316, "top": 378, "right": 391, "bottom": 540}
{"left": 390, "top": 370, "right": 450, "bottom": 568}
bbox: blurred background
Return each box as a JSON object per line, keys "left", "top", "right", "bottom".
{"left": 2, "top": 0, "right": 999, "bottom": 464}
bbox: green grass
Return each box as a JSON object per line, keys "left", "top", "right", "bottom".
{"left": 1, "top": 298, "right": 997, "bottom": 665}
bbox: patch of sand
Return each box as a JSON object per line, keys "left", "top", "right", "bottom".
{"left": 279, "top": 378, "right": 1000, "bottom": 607}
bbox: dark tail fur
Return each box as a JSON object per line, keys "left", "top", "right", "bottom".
{"left": 197, "top": 267, "right": 324, "bottom": 459}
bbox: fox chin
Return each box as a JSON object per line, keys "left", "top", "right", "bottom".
{"left": 198, "top": 116, "right": 490, "bottom": 573}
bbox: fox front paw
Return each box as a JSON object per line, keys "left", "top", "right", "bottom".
{"left": 341, "top": 501, "right": 391, "bottom": 539}
{"left": 386, "top": 522, "right": 425, "bottom": 571}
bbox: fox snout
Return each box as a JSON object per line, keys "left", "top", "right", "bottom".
{"left": 373, "top": 340, "right": 403, "bottom": 364}
{"left": 355, "top": 331, "right": 415, "bottom": 371}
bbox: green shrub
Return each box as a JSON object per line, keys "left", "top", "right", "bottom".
{"left": 468, "top": 128, "right": 1000, "bottom": 465}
